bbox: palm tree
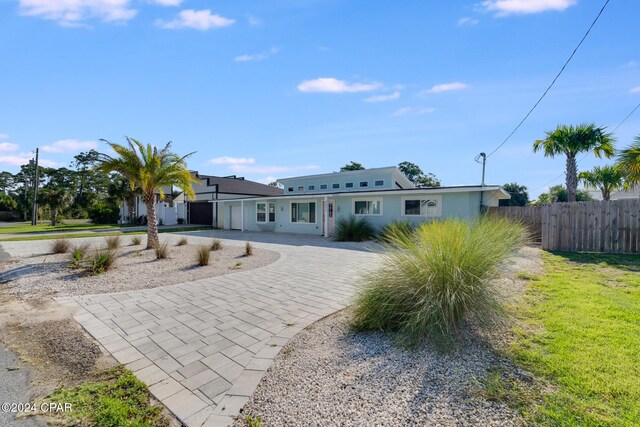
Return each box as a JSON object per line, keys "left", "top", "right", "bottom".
{"left": 533, "top": 124, "right": 615, "bottom": 202}
{"left": 96, "top": 137, "right": 196, "bottom": 249}
{"left": 616, "top": 135, "right": 640, "bottom": 186}
{"left": 578, "top": 165, "right": 625, "bottom": 201}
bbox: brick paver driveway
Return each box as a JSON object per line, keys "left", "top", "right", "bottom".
{"left": 58, "top": 231, "right": 380, "bottom": 427}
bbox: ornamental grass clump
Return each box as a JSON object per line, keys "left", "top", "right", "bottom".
{"left": 351, "top": 217, "right": 527, "bottom": 348}
{"left": 130, "top": 236, "right": 142, "bottom": 246}
{"left": 88, "top": 249, "right": 117, "bottom": 275}
{"left": 69, "top": 242, "right": 91, "bottom": 269}
{"left": 379, "top": 220, "right": 416, "bottom": 243}
{"left": 51, "top": 239, "right": 71, "bottom": 254}
{"left": 195, "top": 244, "right": 211, "bottom": 266}
{"left": 334, "top": 216, "right": 376, "bottom": 242}
{"left": 105, "top": 235, "right": 122, "bottom": 250}
{"left": 211, "top": 239, "right": 222, "bottom": 251}
{"left": 176, "top": 236, "right": 188, "bottom": 246}
{"left": 155, "top": 242, "right": 169, "bottom": 259}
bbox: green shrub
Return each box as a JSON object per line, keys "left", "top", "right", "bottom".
{"left": 177, "top": 218, "right": 185, "bottom": 224}
{"left": 87, "top": 202, "right": 120, "bottom": 224}
{"left": 105, "top": 235, "right": 121, "bottom": 250}
{"left": 69, "top": 242, "right": 91, "bottom": 269}
{"left": 244, "top": 241, "right": 254, "bottom": 257}
{"left": 176, "top": 236, "right": 188, "bottom": 246}
{"left": 130, "top": 235, "right": 142, "bottom": 246}
{"left": 211, "top": 239, "right": 222, "bottom": 251}
{"left": 155, "top": 242, "right": 169, "bottom": 259}
{"left": 351, "top": 217, "right": 526, "bottom": 347}
{"left": 195, "top": 244, "right": 211, "bottom": 266}
{"left": 88, "top": 249, "right": 117, "bottom": 275}
{"left": 379, "top": 220, "right": 416, "bottom": 243}
{"left": 51, "top": 239, "right": 71, "bottom": 254}
{"left": 334, "top": 216, "right": 376, "bottom": 242}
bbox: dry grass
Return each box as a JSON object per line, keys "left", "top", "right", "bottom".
{"left": 104, "top": 236, "right": 122, "bottom": 250}
{"left": 130, "top": 236, "right": 142, "bottom": 246}
{"left": 155, "top": 242, "right": 169, "bottom": 259}
{"left": 50, "top": 239, "right": 71, "bottom": 254}
{"left": 176, "top": 236, "right": 188, "bottom": 246}
{"left": 244, "top": 241, "right": 254, "bottom": 257}
{"left": 195, "top": 244, "right": 211, "bottom": 266}
{"left": 211, "top": 239, "right": 222, "bottom": 251}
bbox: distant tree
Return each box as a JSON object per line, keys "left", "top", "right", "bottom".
{"left": 0, "top": 193, "right": 16, "bottom": 211}
{"left": 398, "top": 161, "right": 441, "bottom": 187}
{"left": 268, "top": 181, "right": 279, "bottom": 187}
{"left": 96, "top": 137, "right": 197, "bottom": 249}
{"left": 107, "top": 174, "right": 138, "bottom": 224}
{"left": 499, "top": 182, "right": 529, "bottom": 206}
{"left": 340, "top": 161, "right": 365, "bottom": 172}
{"left": 532, "top": 184, "right": 593, "bottom": 205}
{"left": 39, "top": 168, "right": 75, "bottom": 226}
{"left": 579, "top": 165, "right": 625, "bottom": 201}
{"left": 616, "top": 135, "right": 640, "bottom": 186}
{"left": 533, "top": 123, "right": 615, "bottom": 202}
{"left": 0, "top": 171, "right": 14, "bottom": 194}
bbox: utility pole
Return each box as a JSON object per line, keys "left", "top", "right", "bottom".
{"left": 31, "top": 148, "right": 39, "bottom": 226}
{"left": 475, "top": 152, "right": 487, "bottom": 212}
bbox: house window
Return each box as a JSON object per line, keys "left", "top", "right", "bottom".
{"left": 288, "top": 187, "right": 294, "bottom": 192}
{"left": 353, "top": 198, "right": 382, "bottom": 216}
{"left": 320, "top": 184, "right": 328, "bottom": 190}
{"left": 308, "top": 185, "right": 315, "bottom": 191}
{"left": 297, "top": 186, "right": 304, "bottom": 192}
{"left": 291, "top": 202, "right": 316, "bottom": 223}
{"left": 402, "top": 197, "right": 441, "bottom": 217}
{"left": 375, "top": 180, "right": 384, "bottom": 187}
{"left": 359, "top": 181, "right": 368, "bottom": 187}
{"left": 257, "top": 202, "right": 276, "bottom": 223}
{"left": 345, "top": 182, "right": 354, "bottom": 188}
{"left": 332, "top": 183, "right": 340, "bottom": 189}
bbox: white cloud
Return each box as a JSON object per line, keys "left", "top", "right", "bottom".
{"left": 234, "top": 47, "right": 280, "bottom": 62}
{"left": 298, "top": 78, "right": 382, "bottom": 93}
{"left": 229, "top": 164, "right": 320, "bottom": 174}
{"left": 392, "top": 107, "right": 435, "bottom": 117}
{"left": 150, "top": 0, "right": 182, "bottom": 5}
{"left": 18, "top": 0, "right": 136, "bottom": 26}
{"left": 0, "top": 155, "right": 57, "bottom": 167}
{"left": 0, "top": 142, "right": 19, "bottom": 152}
{"left": 424, "top": 82, "right": 469, "bottom": 94}
{"left": 209, "top": 156, "right": 256, "bottom": 165}
{"left": 364, "top": 91, "right": 400, "bottom": 103}
{"left": 247, "top": 15, "right": 262, "bottom": 26}
{"left": 458, "top": 17, "right": 479, "bottom": 26}
{"left": 481, "top": 0, "right": 576, "bottom": 16}
{"left": 630, "top": 87, "right": 640, "bottom": 94}
{"left": 42, "top": 139, "right": 97, "bottom": 153}
{"left": 157, "top": 9, "right": 235, "bottom": 30}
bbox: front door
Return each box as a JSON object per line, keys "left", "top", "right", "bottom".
{"left": 322, "top": 201, "right": 335, "bottom": 235}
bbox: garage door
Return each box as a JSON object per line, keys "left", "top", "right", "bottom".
{"left": 189, "top": 202, "right": 213, "bottom": 225}
{"left": 230, "top": 205, "right": 242, "bottom": 230}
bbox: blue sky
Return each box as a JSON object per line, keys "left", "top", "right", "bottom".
{"left": 0, "top": 0, "right": 638, "bottom": 198}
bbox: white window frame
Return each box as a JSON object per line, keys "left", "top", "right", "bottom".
{"left": 256, "top": 201, "right": 276, "bottom": 223}
{"left": 401, "top": 195, "right": 442, "bottom": 217}
{"left": 290, "top": 200, "right": 317, "bottom": 224}
{"left": 352, "top": 197, "right": 383, "bottom": 216}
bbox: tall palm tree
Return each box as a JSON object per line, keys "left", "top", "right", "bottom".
{"left": 533, "top": 123, "right": 615, "bottom": 202}
{"left": 578, "top": 165, "right": 625, "bottom": 201}
{"left": 96, "top": 137, "right": 196, "bottom": 249}
{"left": 616, "top": 135, "right": 640, "bottom": 186}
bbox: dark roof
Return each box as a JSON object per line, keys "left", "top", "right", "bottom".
{"left": 196, "top": 174, "right": 284, "bottom": 197}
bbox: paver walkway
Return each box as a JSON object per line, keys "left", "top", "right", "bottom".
{"left": 57, "top": 232, "right": 380, "bottom": 427}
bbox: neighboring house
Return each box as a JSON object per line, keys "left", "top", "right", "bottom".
{"left": 587, "top": 187, "right": 640, "bottom": 201}
{"left": 119, "top": 172, "right": 283, "bottom": 226}
{"left": 218, "top": 167, "right": 510, "bottom": 236}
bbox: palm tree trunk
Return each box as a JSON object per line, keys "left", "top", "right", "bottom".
{"left": 145, "top": 199, "right": 159, "bottom": 249}
{"left": 566, "top": 154, "right": 578, "bottom": 202}
{"left": 51, "top": 207, "right": 58, "bottom": 226}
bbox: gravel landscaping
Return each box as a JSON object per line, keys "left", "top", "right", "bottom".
{"left": 234, "top": 247, "right": 542, "bottom": 427}
{"left": 0, "top": 235, "right": 279, "bottom": 299}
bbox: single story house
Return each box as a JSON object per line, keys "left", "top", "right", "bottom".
{"left": 119, "top": 173, "right": 283, "bottom": 226}
{"left": 215, "top": 167, "right": 510, "bottom": 236}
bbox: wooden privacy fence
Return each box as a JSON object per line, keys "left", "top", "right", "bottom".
{"left": 487, "top": 205, "right": 542, "bottom": 242}
{"left": 489, "top": 199, "right": 640, "bottom": 254}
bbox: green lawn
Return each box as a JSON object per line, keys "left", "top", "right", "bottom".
{"left": 0, "top": 222, "right": 120, "bottom": 234}
{"left": 508, "top": 251, "right": 640, "bottom": 426}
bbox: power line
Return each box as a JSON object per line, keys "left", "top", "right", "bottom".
{"left": 612, "top": 101, "right": 640, "bottom": 132}
{"left": 486, "top": 0, "right": 611, "bottom": 158}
